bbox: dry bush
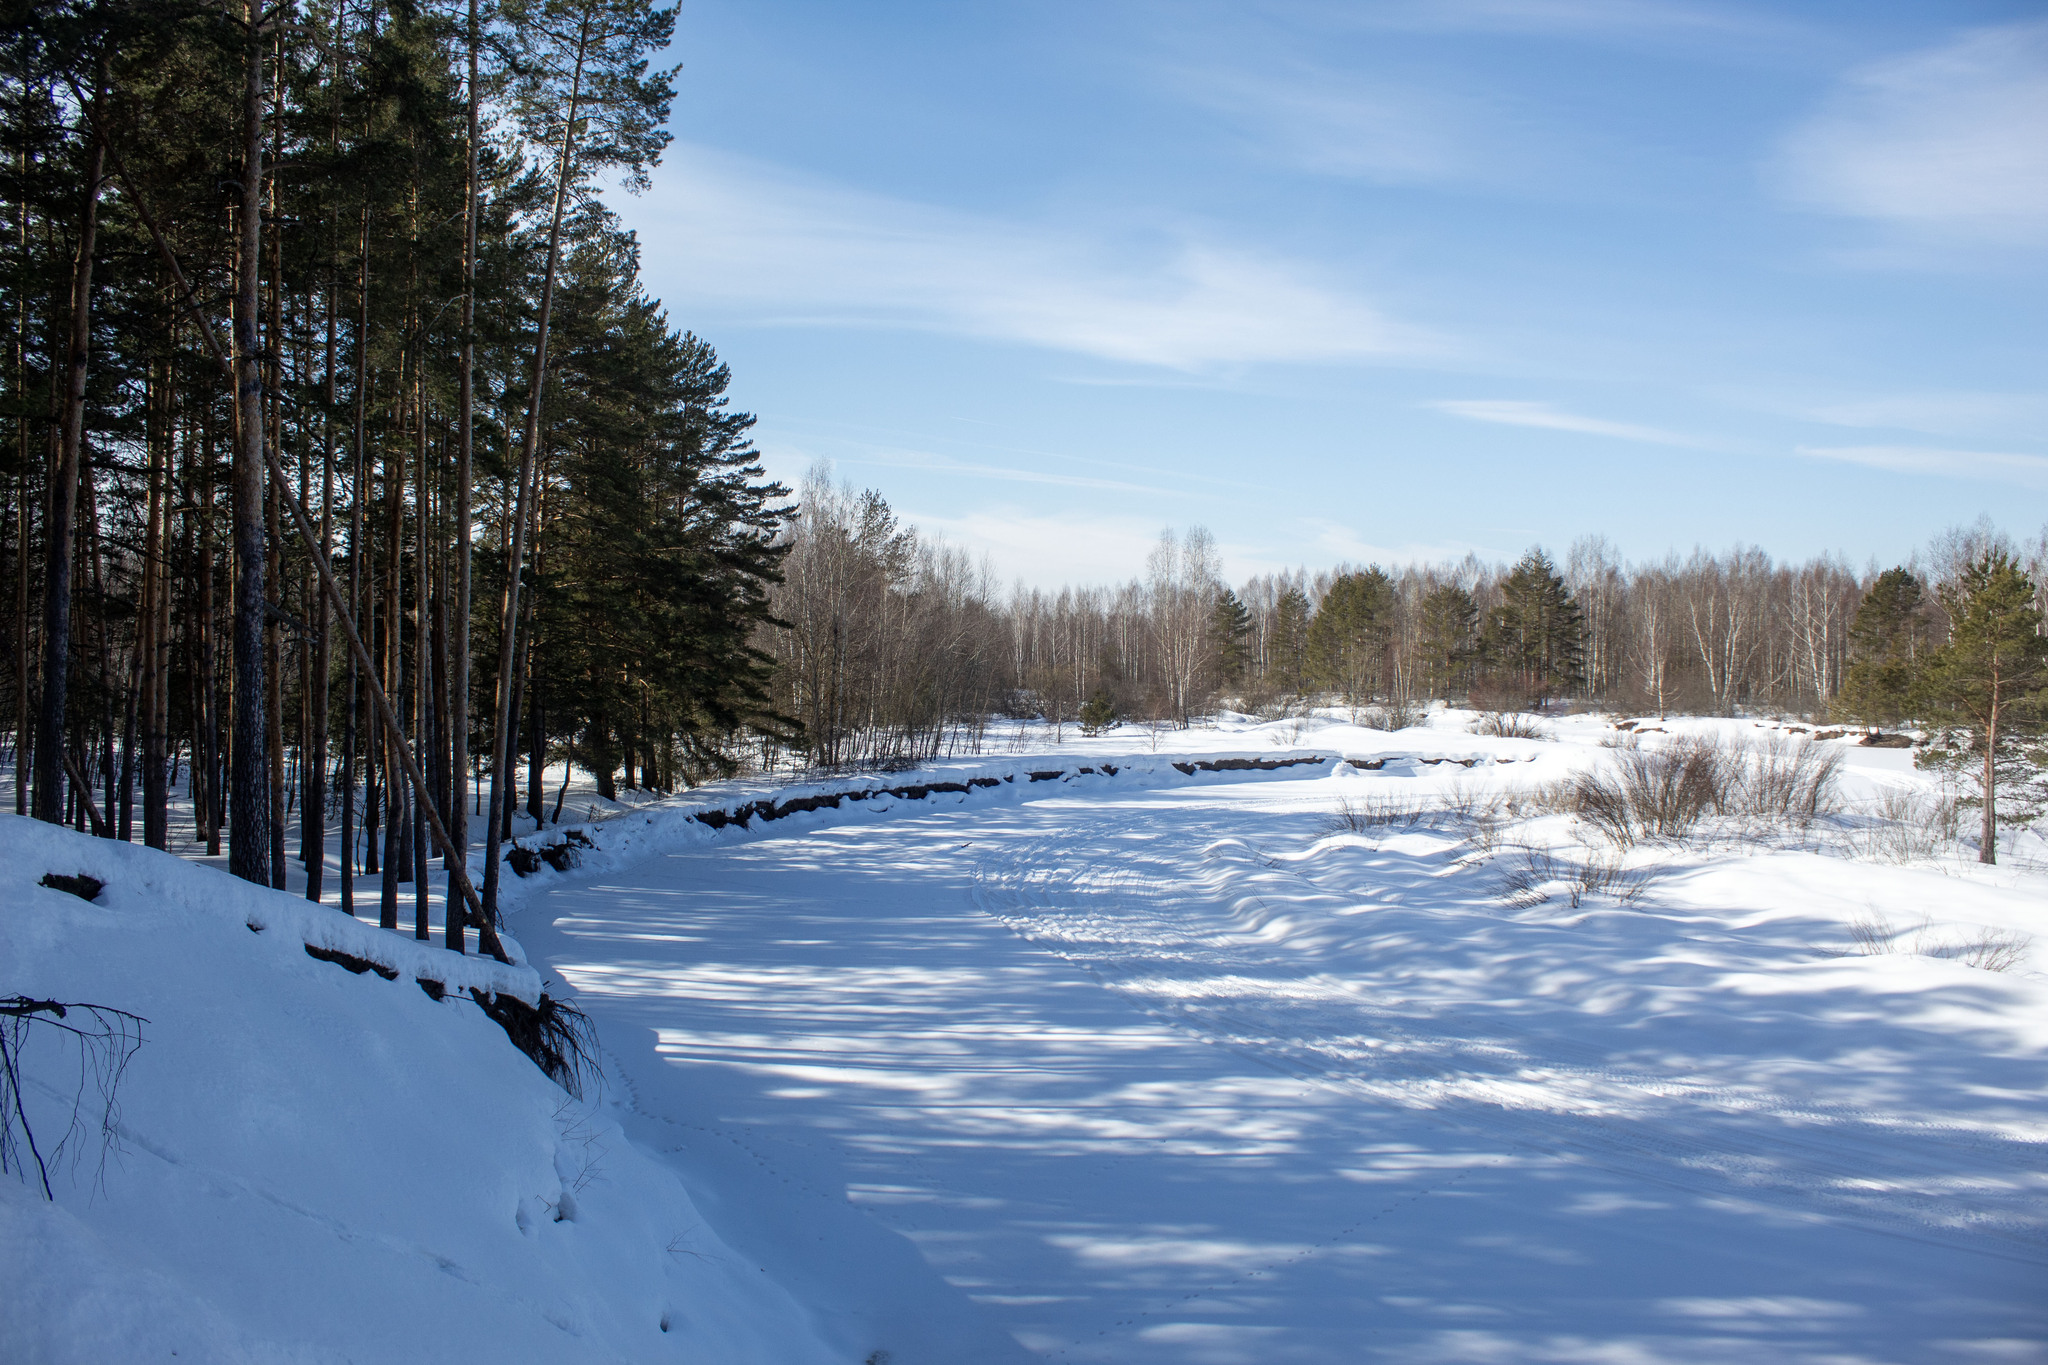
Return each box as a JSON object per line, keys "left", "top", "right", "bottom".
{"left": 1360, "top": 698, "right": 1424, "bottom": 732}
{"left": 1268, "top": 717, "right": 1313, "bottom": 747}
{"left": 1823, "top": 913, "right": 2032, "bottom": 973}
{"left": 1923, "top": 929, "right": 2034, "bottom": 973}
{"left": 1470, "top": 711, "right": 1550, "bottom": 740}
{"left": 1565, "top": 735, "right": 1731, "bottom": 847}
{"left": 1322, "top": 783, "right": 1515, "bottom": 852}
{"left": 1322, "top": 792, "right": 1431, "bottom": 837}
{"left": 1728, "top": 734, "right": 1842, "bottom": 826}
{"left": 1842, "top": 786, "right": 1962, "bottom": 864}
{"left": 1562, "top": 733, "right": 1841, "bottom": 849}
{"left": 1446, "top": 780, "right": 1513, "bottom": 854}
{"left": 1838, "top": 913, "right": 1908, "bottom": 957}
{"left": 1496, "top": 845, "right": 1651, "bottom": 909}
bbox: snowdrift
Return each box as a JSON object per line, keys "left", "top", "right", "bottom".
{"left": 0, "top": 814, "right": 852, "bottom": 1364}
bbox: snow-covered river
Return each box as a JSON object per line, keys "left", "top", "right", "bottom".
{"left": 521, "top": 769, "right": 2048, "bottom": 1364}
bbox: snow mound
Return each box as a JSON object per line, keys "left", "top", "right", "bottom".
{"left": 0, "top": 814, "right": 848, "bottom": 1364}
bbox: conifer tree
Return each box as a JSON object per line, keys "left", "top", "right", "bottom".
{"left": 1307, "top": 568, "right": 1395, "bottom": 706}
{"left": 1271, "top": 586, "right": 1311, "bottom": 698}
{"left": 1916, "top": 551, "right": 2047, "bottom": 865}
{"left": 483, "top": 0, "right": 678, "bottom": 917}
{"left": 1835, "top": 567, "right": 1928, "bottom": 733}
{"left": 1482, "top": 548, "right": 1583, "bottom": 707}
{"left": 1209, "top": 587, "right": 1251, "bottom": 691}
{"left": 1415, "top": 583, "right": 1476, "bottom": 700}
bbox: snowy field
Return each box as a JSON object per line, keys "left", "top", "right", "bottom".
{"left": 4, "top": 710, "right": 2046, "bottom": 1362}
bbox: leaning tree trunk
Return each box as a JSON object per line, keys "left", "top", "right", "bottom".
{"left": 32, "top": 123, "right": 104, "bottom": 824}
{"left": 482, "top": 32, "right": 589, "bottom": 920}
{"left": 228, "top": 3, "right": 271, "bottom": 885}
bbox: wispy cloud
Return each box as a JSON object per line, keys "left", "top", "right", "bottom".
{"left": 1429, "top": 399, "right": 1709, "bottom": 447}
{"left": 1774, "top": 21, "right": 2048, "bottom": 246}
{"left": 1801, "top": 390, "right": 2048, "bottom": 442}
{"left": 618, "top": 145, "right": 1442, "bottom": 370}
{"left": 1368, "top": 0, "right": 1791, "bottom": 42}
{"left": 1163, "top": 60, "right": 1473, "bottom": 183}
{"left": 851, "top": 451, "right": 1186, "bottom": 500}
{"left": 1798, "top": 444, "right": 2048, "bottom": 488}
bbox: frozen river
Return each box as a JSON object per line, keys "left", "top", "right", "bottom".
{"left": 520, "top": 765, "right": 2047, "bottom": 1364}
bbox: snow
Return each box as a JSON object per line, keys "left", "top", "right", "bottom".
{"left": 0, "top": 816, "right": 997, "bottom": 1364}
{"left": 4, "top": 708, "right": 2045, "bottom": 1362}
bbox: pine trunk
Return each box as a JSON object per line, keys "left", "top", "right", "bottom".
{"left": 229, "top": 6, "right": 271, "bottom": 885}
{"left": 31, "top": 125, "right": 103, "bottom": 824}
{"left": 448, "top": 0, "right": 481, "bottom": 950}
{"left": 483, "top": 30, "right": 589, "bottom": 920}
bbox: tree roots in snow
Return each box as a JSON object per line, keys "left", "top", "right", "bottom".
{"left": 295, "top": 945, "right": 597, "bottom": 1094}
{"left": 471, "top": 990, "right": 597, "bottom": 1098}
{"left": 0, "top": 996, "right": 147, "bottom": 1200}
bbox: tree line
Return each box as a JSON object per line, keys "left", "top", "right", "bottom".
{"left": 765, "top": 479, "right": 2045, "bottom": 851}
{"left": 1, "top": 0, "right": 789, "bottom": 952}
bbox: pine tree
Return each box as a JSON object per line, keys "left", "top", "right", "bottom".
{"left": 1209, "top": 587, "right": 1251, "bottom": 691}
{"left": 1415, "top": 583, "right": 1476, "bottom": 700}
{"left": 1834, "top": 567, "right": 1929, "bottom": 733}
{"left": 483, "top": 0, "right": 679, "bottom": 917}
{"left": 1482, "top": 548, "right": 1583, "bottom": 708}
{"left": 1915, "top": 551, "right": 2048, "bottom": 865}
{"left": 1307, "top": 568, "right": 1395, "bottom": 706}
{"left": 1271, "top": 585, "right": 1311, "bottom": 698}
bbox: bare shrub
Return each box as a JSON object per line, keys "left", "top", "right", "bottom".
{"left": 1824, "top": 914, "right": 2031, "bottom": 973}
{"left": 1843, "top": 787, "right": 1962, "bottom": 864}
{"left": 1728, "top": 734, "right": 1842, "bottom": 826}
{"left": 1496, "top": 846, "right": 1651, "bottom": 909}
{"left": 1562, "top": 733, "right": 1842, "bottom": 848}
{"left": 1322, "top": 793, "right": 1430, "bottom": 837}
{"left": 1445, "top": 780, "right": 1513, "bottom": 854}
{"left": 1566, "top": 735, "right": 1731, "bottom": 847}
{"left": 1496, "top": 846, "right": 1566, "bottom": 907}
{"left": 1323, "top": 784, "right": 1520, "bottom": 854}
{"left": 1470, "top": 711, "right": 1550, "bottom": 740}
{"left": 1361, "top": 698, "right": 1424, "bottom": 732}
{"left": 1838, "top": 913, "right": 1907, "bottom": 956}
{"left": 1269, "top": 717, "right": 1312, "bottom": 747}
{"left": 1924, "top": 929, "right": 2033, "bottom": 973}
{"left": 1463, "top": 810, "right": 1509, "bottom": 856}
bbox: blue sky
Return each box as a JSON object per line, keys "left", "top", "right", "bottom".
{"left": 614, "top": 0, "right": 2048, "bottom": 588}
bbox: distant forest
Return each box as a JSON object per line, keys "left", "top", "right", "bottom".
{"left": 768, "top": 471, "right": 2047, "bottom": 771}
